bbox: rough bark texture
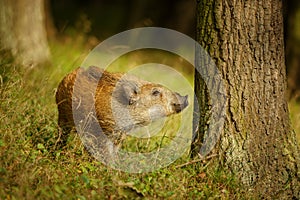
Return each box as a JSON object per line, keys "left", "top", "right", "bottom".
{"left": 0, "top": 0, "right": 50, "bottom": 67}
{"left": 193, "top": 0, "right": 300, "bottom": 198}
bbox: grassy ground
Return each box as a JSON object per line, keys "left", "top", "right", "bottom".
{"left": 1, "top": 39, "right": 299, "bottom": 199}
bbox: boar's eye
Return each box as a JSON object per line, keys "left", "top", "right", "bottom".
{"left": 152, "top": 89, "right": 160, "bottom": 96}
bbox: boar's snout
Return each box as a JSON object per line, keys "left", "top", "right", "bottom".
{"left": 173, "top": 93, "right": 189, "bottom": 113}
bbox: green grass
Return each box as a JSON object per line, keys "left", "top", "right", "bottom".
{"left": 3, "top": 38, "right": 300, "bottom": 199}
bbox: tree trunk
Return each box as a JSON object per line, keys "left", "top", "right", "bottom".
{"left": 192, "top": 0, "right": 300, "bottom": 198}
{"left": 0, "top": 0, "right": 50, "bottom": 67}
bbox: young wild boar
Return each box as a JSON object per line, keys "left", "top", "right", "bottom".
{"left": 55, "top": 66, "right": 189, "bottom": 147}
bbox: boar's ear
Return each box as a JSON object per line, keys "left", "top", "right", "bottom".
{"left": 114, "top": 81, "right": 139, "bottom": 105}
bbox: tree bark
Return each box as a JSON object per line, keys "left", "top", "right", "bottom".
{"left": 192, "top": 0, "right": 300, "bottom": 198}
{"left": 0, "top": 0, "right": 50, "bottom": 67}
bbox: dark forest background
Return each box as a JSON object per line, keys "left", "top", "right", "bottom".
{"left": 47, "top": 0, "right": 196, "bottom": 39}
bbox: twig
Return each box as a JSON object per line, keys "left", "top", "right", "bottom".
{"left": 174, "top": 154, "right": 218, "bottom": 169}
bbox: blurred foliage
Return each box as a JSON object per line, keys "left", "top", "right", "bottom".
{"left": 285, "top": 0, "right": 300, "bottom": 100}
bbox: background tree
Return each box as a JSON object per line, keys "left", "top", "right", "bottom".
{"left": 0, "top": 0, "right": 50, "bottom": 67}
{"left": 192, "top": 0, "right": 300, "bottom": 198}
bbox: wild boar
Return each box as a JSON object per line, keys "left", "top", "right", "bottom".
{"left": 55, "top": 66, "right": 189, "bottom": 146}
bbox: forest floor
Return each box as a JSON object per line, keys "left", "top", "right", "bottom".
{"left": 1, "top": 38, "right": 299, "bottom": 199}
